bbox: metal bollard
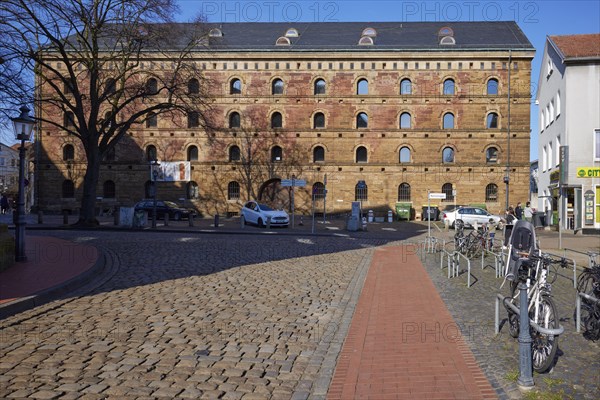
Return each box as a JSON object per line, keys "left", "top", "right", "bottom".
{"left": 214, "top": 214, "right": 219, "bottom": 228}
{"left": 164, "top": 213, "right": 169, "bottom": 226}
{"left": 113, "top": 207, "right": 119, "bottom": 226}
{"left": 189, "top": 214, "right": 194, "bottom": 227}
{"left": 38, "top": 210, "right": 43, "bottom": 224}
{"left": 62, "top": 210, "right": 69, "bottom": 225}
{"left": 240, "top": 215, "right": 245, "bottom": 229}
{"left": 517, "top": 280, "right": 535, "bottom": 389}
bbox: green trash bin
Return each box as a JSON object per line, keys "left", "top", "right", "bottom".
{"left": 395, "top": 202, "right": 412, "bottom": 221}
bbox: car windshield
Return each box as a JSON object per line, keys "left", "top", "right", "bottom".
{"left": 164, "top": 201, "right": 179, "bottom": 208}
{"left": 259, "top": 204, "right": 274, "bottom": 211}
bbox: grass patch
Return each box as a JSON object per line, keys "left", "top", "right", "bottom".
{"left": 505, "top": 369, "right": 519, "bottom": 382}
{"left": 523, "top": 390, "right": 572, "bottom": 400}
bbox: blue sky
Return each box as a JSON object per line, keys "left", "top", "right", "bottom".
{"left": 177, "top": 0, "right": 600, "bottom": 161}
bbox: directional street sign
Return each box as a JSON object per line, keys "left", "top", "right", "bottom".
{"left": 281, "top": 179, "right": 306, "bottom": 187}
{"left": 428, "top": 192, "right": 447, "bottom": 200}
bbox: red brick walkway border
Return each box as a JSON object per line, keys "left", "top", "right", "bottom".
{"left": 328, "top": 245, "right": 498, "bottom": 399}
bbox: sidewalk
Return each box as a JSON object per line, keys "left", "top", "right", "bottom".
{"left": 327, "top": 245, "right": 498, "bottom": 399}
{"left": 0, "top": 236, "right": 100, "bottom": 319}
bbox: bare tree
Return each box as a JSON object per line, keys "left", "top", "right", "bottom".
{"left": 0, "top": 0, "right": 210, "bottom": 225}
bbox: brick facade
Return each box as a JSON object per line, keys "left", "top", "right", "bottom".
{"left": 36, "top": 23, "right": 535, "bottom": 219}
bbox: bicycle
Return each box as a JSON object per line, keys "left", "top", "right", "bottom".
{"left": 576, "top": 252, "right": 600, "bottom": 341}
{"left": 504, "top": 251, "right": 569, "bottom": 372}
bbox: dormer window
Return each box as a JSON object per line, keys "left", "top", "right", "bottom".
{"left": 362, "top": 27, "right": 377, "bottom": 37}
{"left": 440, "top": 36, "right": 455, "bottom": 45}
{"left": 276, "top": 37, "right": 291, "bottom": 46}
{"left": 209, "top": 28, "right": 223, "bottom": 37}
{"left": 438, "top": 27, "right": 454, "bottom": 36}
{"left": 285, "top": 28, "right": 299, "bottom": 37}
{"left": 358, "top": 36, "right": 374, "bottom": 45}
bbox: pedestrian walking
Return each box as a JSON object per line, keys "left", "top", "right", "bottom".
{"left": 524, "top": 202, "right": 534, "bottom": 223}
{"left": 0, "top": 194, "right": 8, "bottom": 214}
{"left": 515, "top": 202, "right": 523, "bottom": 220}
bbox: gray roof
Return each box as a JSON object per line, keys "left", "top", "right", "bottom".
{"left": 201, "top": 21, "right": 534, "bottom": 52}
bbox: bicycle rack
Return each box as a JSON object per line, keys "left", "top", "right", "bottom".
{"left": 575, "top": 291, "right": 600, "bottom": 333}
{"left": 564, "top": 248, "right": 597, "bottom": 289}
{"left": 495, "top": 293, "right": 565, "bottom": 336}
{"left": 481, "top": 246, "right": 507, "bottom": 278}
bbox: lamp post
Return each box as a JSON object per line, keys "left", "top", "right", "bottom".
{"left": 149, "top": 159, "right": 160, "bottom": 228}
{"left": 11, "top": 106, "right": 35, "bottom": 262}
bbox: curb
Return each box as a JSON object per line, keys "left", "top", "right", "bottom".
{"left": 0, "top": 247, "right": 118, "bottom": 320}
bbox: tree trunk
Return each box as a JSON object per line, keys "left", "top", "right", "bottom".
{"left": 78, "top": 152, "right": 101, "bottom": 226}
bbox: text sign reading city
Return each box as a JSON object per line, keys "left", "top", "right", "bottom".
{"left": 281, "top": 179, "right": 306, "bottom": 187}
{"left": 577, "top": 167, "right": 600, "bottom": 178}
{"left": 428, "top": 193, "right": 447, "bottom": 200}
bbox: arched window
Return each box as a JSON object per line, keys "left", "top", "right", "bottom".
{"left": 229, "top": 112, "right": 240, "bottom": 128}
{"left": 443, "top": 112, "right": 455, "bottom": 129}
{"left": 400, "top": 112, "right": 411, "bottom": 129}
{"left": 312, "top": 182, "right": 325, "bottom": 200}
{"left": 230, "top": 78, "right": 242, "bottom": 94}
{"left": 271, "top": 112, "right": 283, "bottom": 129}
{"left": 228, "top": 181, "right": 240, "bottom": 200}
{"left": 285, "top": 28, "right": 299, "bottom": 37}
{"left": 443, "top": 78, "right": 455, "bottom": 95}
{"left": 356, "top": 112, "right": 368, "bottom": 128}
{"left": 187, "top": 145, "right": 199, "bottom": 161}
{"left": 103, "top": 180, "right": 115, "bottom": 198}
{"left": 313, "top": 146, "right": 325, "bottom": 162}
{"left": 486, "top": 147, "right": 498, "bottom": 163}
{"left": 314, "top": 79, "right": 326, "bottom": 95}
{"left": 271, "top": 146, "right": 283, "bottom": 162}
{"left": 358, "top": 36, "right": 373, "bottom": 45}
{"left": 399, "top": 147, "right": 411, "bottom": 163}
{"left": 276, "top": 37, "right": 291, "bottom": 46}
{"left": 440, "top": 36, "right": 455, "bottom": 45}
{"left": 556, "top": 91, "right": 561, "bottom": 116}
{"left": 63, "top": 144, "right": 74, "bottom": 161}
{"left": 188, "top": 78, "right": 200, "bottom": 94}
{"left": 442, "top": 183, "right": 454, "bottom": 201}
{"left": 356, "top": 146, "right": 368, "bottom": 163}
{"left": 486, "top": 112, "right": 499, "bottom": 129}
{"left": 105, "top": 78, "right": 116, "bottom": 96}
{"left": 357, "top": 79, "right": 368, "bottom": 95}
{"left": 485, "top": 183, "right": 498, "bottom": 202}
{"left": 272, "top": 79, "right": 284, "bottom": 95}
{"left": 64, "top": 111, "right": 75, "bottom": 127}
{"left": 209, "top": 28, "right": 222, "bottom": 37}
{"left": 146, "top": 145, "right": 157, "bottom": 162}
{"left": 313, "top": 112, "right": 325, "bottom": 128}
{"left": 355, "top": 182, "right": 368, "bottom": 201}
{"left": 187, "top": 111, "right": 199, "bottom": 128}
{"left": 398, "top": 183, "right": 411, "bottom": 201}
{"left": 145, "top": 78, "right": 158, "bottom": 95}
{"left": 442, "top": 147, "right": 455, "bottom": 163}
{"left": 62, "top": 180, "right": 75, "bottom": 198}
{"left": 400, "top": 79, "right": 412, "bottom": 95}
{"left": 229, "top": 145, "right": 241, "bottom": 162}
{"left": 146, "top": 112, "right": 157, "bottom": 128}
{"left": 186, "top": 181, "right": 199, "bottom": 199}
{"left": 487, "top": 78, "right": 498, "bottom": 95}
{"left": 362, "top": 27, "right": 377, "bottom": 37}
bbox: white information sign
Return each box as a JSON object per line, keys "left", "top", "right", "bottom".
{"left": 428, "top": 193, "right": 447, "bottom": 200}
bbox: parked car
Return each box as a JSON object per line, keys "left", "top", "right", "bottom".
{"left": 441, "top": 206, "right": 503, "bottom": 229}
{"left": 134, "top": 200, "right": 195, "bottom": 220}
{"left": 241, "top": 200, "right": 289, "bottom": 227}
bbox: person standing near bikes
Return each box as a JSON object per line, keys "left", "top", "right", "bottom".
{"left": 524, "top": 202, "right": 534, "bottom": 223}
{"left": 515, "top": 202, "right": 523, "bottom": 220}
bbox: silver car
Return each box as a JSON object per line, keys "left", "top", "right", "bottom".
{"left": 241, "top": 201, "right": 289, "bottom": 227}
{"left": 442, "top": 207, "right": 503, "bottom": 229}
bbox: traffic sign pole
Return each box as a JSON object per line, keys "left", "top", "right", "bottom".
{"left": 428, "top": 189, "right": 431, "bottom": 238}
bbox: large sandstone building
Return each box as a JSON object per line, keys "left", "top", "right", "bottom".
{"left": 36, "top": 21, "right": 535, "bottom": 219}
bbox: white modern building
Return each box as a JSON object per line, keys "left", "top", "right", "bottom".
{"left": 536, "top": 33, "right": 600, "bottom": 233}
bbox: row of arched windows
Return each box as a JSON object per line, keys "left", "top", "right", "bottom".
{"left": 142, "top": 77, "right": 500, "bottom": 97}
{"left": 60, "top": 178, "right": 499, "bottom": 204}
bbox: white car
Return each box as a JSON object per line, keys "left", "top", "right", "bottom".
{"left": 241, "top": 201, "right": 289, "bottom": 227}
{"left": 442, "top": 207, "right": 503, "bottom": 229}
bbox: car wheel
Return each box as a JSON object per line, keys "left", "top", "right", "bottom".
{"left": 173, "top": 212, "right": 181, "bottom": 221}
{"left": 455, "top": 219, "right": 465, "bottom": 230}
{"left": 257, "top": 218, "right": 265, "bottom": 228}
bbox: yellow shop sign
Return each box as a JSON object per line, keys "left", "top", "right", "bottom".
{"left": 577, "top": 167, "right": 600, "bottom": 178}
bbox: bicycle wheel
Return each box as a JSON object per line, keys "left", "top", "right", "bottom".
{"left": 506, "top": 281, "right": 520, "bottom": 338}
{"left": 530, "top": 295, "right": 559, "bottom": 373}
{"left": 576, "top": 270, "right": 600, "bottom": 341}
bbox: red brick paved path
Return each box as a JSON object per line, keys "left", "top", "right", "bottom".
{"left": 328, "top": 245, "right": 498, "bottom": 400}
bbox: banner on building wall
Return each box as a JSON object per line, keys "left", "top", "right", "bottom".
{"left": 576, "top": 167, "right": 600, "bottom": 178}
{"left": 153, "top": 161, "right": 191, "bottom": 182}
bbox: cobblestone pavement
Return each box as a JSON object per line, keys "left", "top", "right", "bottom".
{"left": 418, "top": 235, "right": 600, "bottom": 399}
{"left": 0, "top": 231, "right": 397, "bottom": 399}
{"left": 0, "top": 226, "right": 598, "bottom": 399}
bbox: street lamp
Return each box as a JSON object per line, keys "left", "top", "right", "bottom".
{"left": 149, "top": 159, "right": 160, "bottom": 228}
{"left": 11, "top": 106, "right": 35, "bottom": 262}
